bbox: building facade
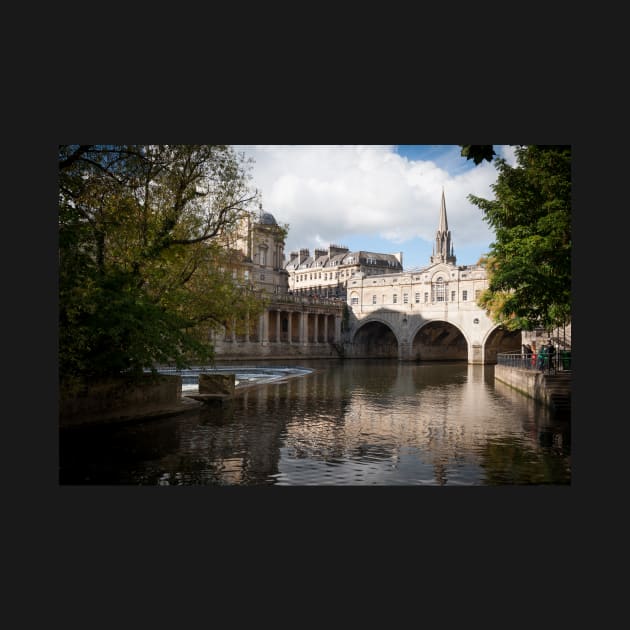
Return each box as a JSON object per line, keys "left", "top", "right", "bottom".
{"left": 284, "top": 245, "right": 403, "bottom": 299}
{"left": 347, "top": 190, "right": 487, "bottom": 312}
{"left": 212, "top": 208, "right": 344, "bottom": 360}
{"left": 230, "top": 206, "right": 290, "bottom": 295}
{"left": 213, "top": 193, "right": 539, "bottom": 364}
{"left": 342, "top": 191, "right": 522, "bottom": 363}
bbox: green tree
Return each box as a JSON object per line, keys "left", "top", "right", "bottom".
{"left": 59, "top": 145, "right": 266, "bottom": 383}
{"left": 460, "top": 145, "right": 496, "bottom": 165}
{"left": 467, "top": 145, "right": 571, "bottom": 331}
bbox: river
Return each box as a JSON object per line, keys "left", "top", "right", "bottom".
{"left": 58, "top": 359, "right": 571, "bottom": 485}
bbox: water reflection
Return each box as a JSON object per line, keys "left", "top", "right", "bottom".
{"left": 59, "top": 359, "right": 571, "bottom": 485}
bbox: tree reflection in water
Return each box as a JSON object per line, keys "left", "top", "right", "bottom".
{"left": 59, "top": 359, "right": 571, "bottom": 485}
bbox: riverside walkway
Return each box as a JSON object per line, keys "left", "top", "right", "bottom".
{"left": 496, "top": 352, "right": 571, "bottom": 414}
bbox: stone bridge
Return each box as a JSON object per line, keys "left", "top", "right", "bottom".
{"left": 343, "top": 302, "right": 521, "bottom": 364}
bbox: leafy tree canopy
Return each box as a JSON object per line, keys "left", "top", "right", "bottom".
{"left": 467, "top": 145, "right": 571, "bottom": 331}
{"left": 59, "top": 145, "right": 267, "bottom": 384}
{"left": 460, "top": 145, "right": 496, "bottom": 165}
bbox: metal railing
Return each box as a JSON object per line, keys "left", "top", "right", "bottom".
{"left": 497, "top": 351, "right": 572, "bottom": 374}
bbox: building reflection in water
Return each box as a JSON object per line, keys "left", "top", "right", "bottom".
{"left": 59, "top": 360, "right": 571, "bottom": 485}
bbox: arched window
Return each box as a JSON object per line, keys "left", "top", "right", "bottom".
{"left": 433, "top": 277, "right": 446, "bottom": 302}
{"left": 350, "top": 291, "right": 359, "bottom": 305}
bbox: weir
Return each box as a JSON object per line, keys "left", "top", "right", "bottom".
{"left": 154, "top": 365, "right": 314, "bottom": 393}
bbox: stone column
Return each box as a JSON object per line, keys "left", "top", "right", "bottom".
{"left": 300, "top": 311, "right": 307, "bottom": 345}
{"left": 276, "top": 311, "right": 281, "bottom": 343}
{"left": 287, "top": 310, "right": 293, "bottom": 344}
{"left": 260, "top": 312, "right": 268, "bottom": 345}
{"left": 314, "top": 313, "right": 319, "bottom": 344}
{"left": 323, "top": 315, "right": 328, "bottom": 344}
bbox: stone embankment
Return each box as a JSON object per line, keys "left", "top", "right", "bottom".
{"left": 59, "top": 374, "right": 200, "bottom": 429}
{"left": 494, "top": 365, "right": 571, "bottom": 414}
{"left": 59, "top": 370, "right": 296, "bottom": 428}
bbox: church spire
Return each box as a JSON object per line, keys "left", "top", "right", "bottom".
{"left": 430, "top": 188, "right": 456, "bottom": 265}
{"left": 438, "top": 188, "right": 448, "bottom": 233}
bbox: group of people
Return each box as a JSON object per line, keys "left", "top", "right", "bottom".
{"left": 522, "top": 339, "right": 556, "bottom": 371}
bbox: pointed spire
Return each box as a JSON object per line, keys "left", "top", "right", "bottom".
{"left": 438, "top": 187, "right": 448, "bottom": 233}
{"left": 430, "top": 188, "right": 456, "bottom": 266}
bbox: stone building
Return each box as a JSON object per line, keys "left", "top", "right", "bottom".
{"left": 229, "top": 205, "right": 290, "bottom": 295}
{"left": 212, "top": 191, "right": 554, "bottom": 364}
{"left": 342, "top": 190, "right": 523, "bottom": 362}
{"left": 212, "top": 207, "right": 344, "bottom": 359}
{"left": 284, "top": 244, "right": 403, "bottom": 299}
{"left": 347, "top": 190, "right": 487, "bottom": 313}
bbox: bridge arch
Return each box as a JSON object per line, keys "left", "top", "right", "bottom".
{"left": 481, "top": 324, "right": 522, "bottom": 362}
{"left": 347, "top": 312, "right": 524, "bottom": 364}
{"left": 408, "top": 319, "right": 469, "bottom": 362}
{"left": 351, "top": 318, "right": 399, "bottom": 358}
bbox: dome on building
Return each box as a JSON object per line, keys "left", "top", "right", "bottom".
{"left": 260, "top": 212, "right": 277, "bottom": 225}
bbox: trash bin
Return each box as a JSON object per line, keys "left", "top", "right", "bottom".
{"left": 561, "top": 350, "right": 571, "bottom": 370}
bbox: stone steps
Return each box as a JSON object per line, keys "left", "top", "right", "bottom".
{"left": 543, "top": 373, "right": 571, "bottom": 413}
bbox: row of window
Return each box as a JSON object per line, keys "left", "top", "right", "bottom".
{"left": 294, "top": 270, "right": 356, "bottom": 282}
{"left": 350, "top": 289, "right": 480, "bottom": 306}
{"left": 300, "top": 257, "right": 351, "bottom": 268}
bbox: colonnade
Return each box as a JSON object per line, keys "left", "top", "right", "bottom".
{"left": 222, "top": 303, "right": 343, "bottom": 346}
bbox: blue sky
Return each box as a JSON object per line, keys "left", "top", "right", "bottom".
{"left": 235, "top": 145, "right": 516, "bottom": 269}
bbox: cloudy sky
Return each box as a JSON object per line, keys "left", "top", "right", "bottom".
{"left": 234, "top": 145, "right": 517, "bottom": 270}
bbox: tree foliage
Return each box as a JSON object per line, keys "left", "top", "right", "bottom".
{"left": 59, "top": 145, "right": 266, "bottom": 383}
{"left": 467, "top": 145, "right": 571, "bottom": 331}
{"left": 460, "top": 145, "right": 496, "bottom": 165}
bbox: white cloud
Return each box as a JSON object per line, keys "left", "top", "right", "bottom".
{"left": 235, "top": 145, "right": 503, "bottom": 266}
{"left": 497, "top": 144, "right": 518, "bottom": 166}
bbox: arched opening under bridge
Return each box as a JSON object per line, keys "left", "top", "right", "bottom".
{"left": 352, "top": 321, "right": 398, "bottom": 358}
{"left": 484, "top": 326, "right": 522, "bottom": 363}
{"left": 411, "top": 321, "right": 468, "bottom": 362}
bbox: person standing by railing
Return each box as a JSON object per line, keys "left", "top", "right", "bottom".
{"left": 536, "top": 342, "right": 547, "bottom": 370}
{"left": 530, "top": 341, "right": 537, "bottom": 369}
{"left": 546, "top": 339, "right": 556, "bottom": 373}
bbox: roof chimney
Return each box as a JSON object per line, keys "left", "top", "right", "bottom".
{"left": 328, "top": 244, "right": 349, "bottom": 257}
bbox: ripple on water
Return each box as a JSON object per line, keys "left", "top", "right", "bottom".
{"left": 65, "top": 362, "right": 570, "bottom": 486}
